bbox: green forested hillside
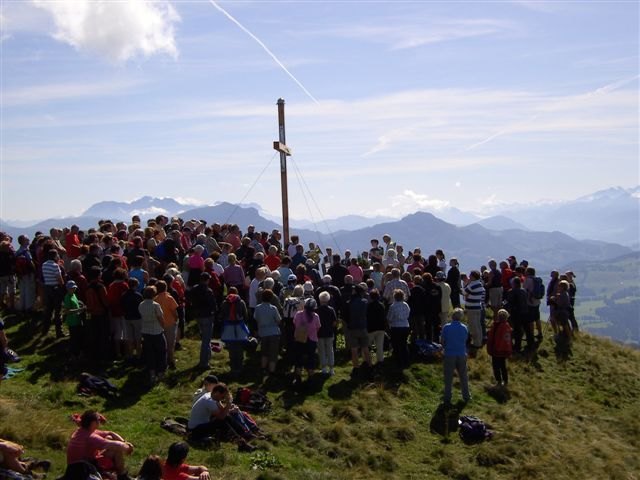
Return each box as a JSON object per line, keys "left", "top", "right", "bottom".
{"left": 567, "top": 252, "right": 640, "bottom": 346}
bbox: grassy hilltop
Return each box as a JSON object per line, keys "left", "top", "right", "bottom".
{"left": 1, "top": 315, "right": 639, "bottom": 480}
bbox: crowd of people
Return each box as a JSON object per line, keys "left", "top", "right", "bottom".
{"left": 0, "top": 216, "right": 580, "bottom": 479}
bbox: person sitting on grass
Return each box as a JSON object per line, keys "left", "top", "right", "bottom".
{"left": 0, "top": 438, "right": 51, "bottom": 479}
{"left": 187, "top": 383, "right": 260, "bottom": 451}
{"left": 66, "top": 410, "right": 134, "bottom": 480}
{"left": 163, "top": 442, "right": 210, "bottom": 480}
{"left": 137, "top": 455, "right": 163, "bottom": 480}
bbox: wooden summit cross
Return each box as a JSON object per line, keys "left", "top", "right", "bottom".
{"left": 273, "top": 98, "right": 292, "bottom": 245}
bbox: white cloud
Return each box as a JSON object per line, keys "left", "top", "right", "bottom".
{"left": 0, "top": 11, "right": 11, "bottom": 43}
{"left": 373, "top": 190, "right": 450, "bottom": 217}
{"left": 2, "top": 79, "right": 145, "bottom": 106}
{"left": 511, "top": 1, "right": 560, "bottom": 13}
{"left": 303, "top": 18, "right": 516, "bottom": 51}
{"left": 480, "top": 194, "right": 500, "bottom": 207}
{"left": 32, "top": 0, "right": 180, "bottom": 62}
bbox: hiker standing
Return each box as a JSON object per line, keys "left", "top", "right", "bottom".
{"left": 254, "top": 289, "right": 282, "bottom": 375}
{"left": 441, "top": 308, "right": 471, "bottom": 405}
{"left": 486, "top": 309, "right": 513, "bottom": 386}
{"left": 219, "top": 287, "right": 249, "bottom": 375}
{"left": 188, "top": 272, "right": 218, "bottom": 370}
{"left": 139, "top": 286, "right": 167, "bottom": 384}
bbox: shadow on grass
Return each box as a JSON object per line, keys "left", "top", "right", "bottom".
{"left": 554, "top": 334, "right": 573, "bottom": 362}
{"left": 3, "top": 312, "right": 54, "bottom": 358}
{"left": 280, "top": 373, "right": 328, "bottom": 409}
{"left": 485, "top": 384, "right": 510, "bottom": 404}
{"left": 429, "top": 403, "right": 461, "bottom": 442}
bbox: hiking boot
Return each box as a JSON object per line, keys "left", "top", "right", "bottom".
{"left": 321, "top": 367, "right": 328, "bottom": 374}
{"left": 329, "top": 368, "right": 335, "bottom": 376}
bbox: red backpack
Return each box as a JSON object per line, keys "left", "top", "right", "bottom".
{"left": 487, "top": 320, "right": 513, "bottom": 358}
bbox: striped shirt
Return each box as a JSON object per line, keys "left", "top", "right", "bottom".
{"left": 464, "top": 280, "right": 485, "bottom": 310}
{"left": 382, "top": 278, "right": 410, "bottom": 304}
{"left": 42, "top": 260, "right": 62, "bottom": 286}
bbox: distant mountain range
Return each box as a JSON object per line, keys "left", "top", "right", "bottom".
{"left": 487, "top": 186, "right": 640, "bottom": 247}
{"left": 82, "top": 196, "right": 203, "bottom": 220}
{"left": 0, "top": 187, "right": 637, "bottom": 270}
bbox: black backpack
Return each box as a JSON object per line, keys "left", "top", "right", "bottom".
{"left": 458, "top": 415, "right": 493, "bottom": 444}
{"left": 533, "top": 277, "right": 545, "bottom": 300}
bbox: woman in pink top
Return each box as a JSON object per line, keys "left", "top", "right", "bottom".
{"left": 292, "top": 298, "right": 321, "bottom": 382}
{"left": 186, "top": 245, "right": 206, "bottom": 288}
{"left": 347, "top": 258, "right": 364, "bottom": 283}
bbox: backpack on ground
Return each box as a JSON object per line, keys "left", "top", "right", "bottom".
{"left": 413, "top": 339, "right": 443, "bottom": 360}
{"left": 458, "top": 415, "right": 493, "bottom": 444}
{"left": 161, "top": 417, "right": 189, "bottom": 436}
{"left": 533, "top": 276, "right": 545, "bottom": 300}
{"left": 234, "top": 387, "right": 272, "bottom": 413}
{"left": 77, "top": 373, "right": 118, "bottom": 397}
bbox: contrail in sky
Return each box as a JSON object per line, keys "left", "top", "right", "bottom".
{"left": 465, "top": 74, "right": 640, "bottom": 152}
{"left": 209, "top": 0, "right": 320, "bottom": 104}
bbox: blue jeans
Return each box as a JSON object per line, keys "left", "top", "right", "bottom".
{"left": 197, "top": 316, "right": 214, "bottom": 367}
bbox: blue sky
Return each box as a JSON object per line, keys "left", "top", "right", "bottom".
{"left": 1, "top": 0, "right": 638, "bottom": 222}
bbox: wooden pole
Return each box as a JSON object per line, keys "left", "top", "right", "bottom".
{"left": 275, "top": 98, "right": 290, "bottom": 245}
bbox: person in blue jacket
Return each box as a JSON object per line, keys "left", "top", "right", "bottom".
{"left": 441, "top": 308, "right": 471, "bottom": 405}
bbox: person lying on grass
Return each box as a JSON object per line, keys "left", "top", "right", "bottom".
{"left": 162, "top": 442, "right": 210, "bottom": 480}
{"left": 66, "top": 410, "right": 134, "bottom": 480}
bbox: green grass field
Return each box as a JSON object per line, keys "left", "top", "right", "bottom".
{"left": 1, "top": 313, "right": 640, "bottom": 480}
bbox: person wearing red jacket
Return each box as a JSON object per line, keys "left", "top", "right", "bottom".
{"left": 487, "top": 309, "right": 513, "bottom": 387}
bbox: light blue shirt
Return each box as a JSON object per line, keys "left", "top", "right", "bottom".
{"left": 254, "top": 302, "right": 281, "bottom": 337}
